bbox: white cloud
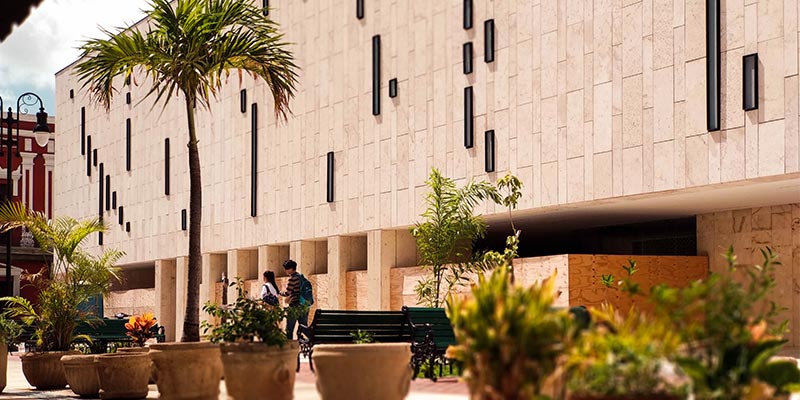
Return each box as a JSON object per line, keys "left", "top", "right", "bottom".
{"left": 0, "top": 0, "right": 150, "bottom": 114}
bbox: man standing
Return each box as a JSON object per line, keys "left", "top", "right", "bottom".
{"left": 281, "top": 259, "right": 308, "bottom": 340}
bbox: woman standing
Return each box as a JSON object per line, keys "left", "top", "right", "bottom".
{"left": 260, "top": 271, "right": 280, "bottom": 306}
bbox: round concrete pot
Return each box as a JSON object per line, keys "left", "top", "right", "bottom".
{"left": 95, "top": 352, "right": 150, "bottom": 399}
{"left": 149, "top": 342, "right": 222, "bottom": 400}
{"left": 312, "top": 343, "right": 412, "bottom": 400}
{"left": 0, "top": 343, "right": 7, "bottom": 392}
{"left": 117, "top": 347, "right": 157, "bottom": 384}
{"left": 61, "top": 354, "right": 100, "bottom": 397}
{"left": 220, "top": 341, "right": 298, "bottom": 400}
{"left": 20, "top": 350, "right": 81, "bottom": 390}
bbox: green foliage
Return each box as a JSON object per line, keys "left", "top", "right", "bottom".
{"left": 566, "top": 304, "right": 689, "bottom": 398}
{"left": 202, "top": 278, "right": 289, "bottom": 347}
{"left": 411, "top": 168, "right": 522, "bottom": 307}
{"left": 0, "top": 315, "right": 21, "bottom": 345}
{"left": 756, "top": 360, "right": 800, "bottom": 394}
{"left": 447, "top": 266, "right": 574, "bottom": 399}
{"left": 75, "top": 0, "right": 298, "bottom": 119}
{"left": 349, "top": 330, "right": 374, "bottom": 344}
{"left": 608, "top": 247, "right": 797, "bottom": 399}
{"left": 0, "top": 202, "right": 122, "bottom": 352}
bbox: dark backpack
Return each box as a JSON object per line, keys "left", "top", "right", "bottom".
{"left": 298, "top": 274, "right": 314, "bottom": 306}
{"left": 262, "top": 284, "right": 279, "bottom": 306}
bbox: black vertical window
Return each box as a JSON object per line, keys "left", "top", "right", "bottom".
{"left": 372, "top": 35, "right": 381, "bottom": 116}
{"left": 251, "top": 103, "right": 258, "bottom": 217}
{"left": 389, "top": 79, "right": 398, "bottom": 98}
{"left": 119, "top": 206, "right": 124, "bottom": 225}
{"left": 98, "top": 162, "right": 104, "bottom": 246}
{"left": 485, "top": 130, "right": 495, "bottom": 172}
{"left": 181, "top": 209, "right": 187, "bottom": 231}
{"left": 126, "top": 118, "right": 131, "bottom": 171}
{"left": 126, "top": 222, "right": 130, "bottom": 232}
{"left": 105, "top": 175, "right": 110, "bottom": 211}
{"left": 164, "top": 138, "right": 170, "bottom": 196}
{"left": 126, "top": 92, "right": 131, "bottom": 105}
{"left": 484, "top": 19, "right": 495, "bottom": 63}
{"left": 463, "top": 0, "right": 473, "bottom": 29}
{"left": 112, "top": 191, "right": 117, "bottom": 209}
{"left": 86, "top": 136, "right": 92, "bottom": 176}
{"left": 92, "top": 149, "right": 98, "bottom": 167}
{"left": 80, "top": 107, "right": 86, "bottom": 155}
{"left": 240, "top": 89, "right": 247, "bottom": 113}
{"left": 326, "top": 152, "right": 334, "bottom": 203}
{"left": 463, "top": 42, "right": 473, "bottom": 74}
{"left": 706, "top": 0, "right": 720, "bottom": 131}
{"left": 263, "top": 0, "right": 268, "bottom": 16}
{"left": 356, "top": 0, "right": 364, "bottom": 19}
{"left": 464, "top": 87, "right": 474, "bottom": 148}
{"left": 743, "top": 54, "right": 759, "bottom": 111}
{"left": 69, "top": 89, "right": 74, "bottom": 99}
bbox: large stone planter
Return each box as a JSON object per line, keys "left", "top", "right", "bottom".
{"left": 20, "top": 350, "right": 80, "bottom": 390}
{"left": 220, "top": 341, "right": 298, "bottom": 400}
{"left": 61, "top": 354, "right": 100, "bottom": 397}
{"left": 95, "top": 352, "right": 150, "bottom": 399}
{"left": 117, "top": 347, "right": 157, "bottom": 384}
{"left": 149, "top": 342, "right": 222, "bottom": 400}
{"left": 312, "top": 343, "right": 412, "bottom": 400}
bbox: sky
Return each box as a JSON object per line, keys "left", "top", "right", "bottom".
{"left": 0, "top": 0, "right": 150, "bottom": 116}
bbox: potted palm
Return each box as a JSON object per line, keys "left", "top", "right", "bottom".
{"left": 0, "top": 315, "right": 21, "bottom": 392}
{"left": 202, "top": 278, "right": 297, "bottom": 400}
{"left": 0, "top": 203, "right": 121, "bottom": 390}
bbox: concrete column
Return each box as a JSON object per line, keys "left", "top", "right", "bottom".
{"left": 42, "top": 154, "right": 54, "bottom": 217}
{"left": 155, "top": 259, "right": 177, "bottom": 342}
{"left": 20, "top": 153, "right": 35, "bottom": 208}
{"left": 226, "top": 249, "right": 257, "bottom": 302}
{"left": 200, "top": 253, "right": 227, "bottom": 327}
{"left": 259, "top": 245, "right": 289, "bottom": 277}
{"left": 290, "top": 241, "right": 316, "bottom": 275}
{"left": 327, "top": 236, "right": 350, "bottom": 309}
{"left": 367, "top": 230, "right": 396, "bottom": 310}
{"left": 174, "top": 256, "right": 188, "bottom": 341}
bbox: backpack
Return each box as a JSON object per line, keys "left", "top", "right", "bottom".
{"left": 298, "top": 274, "right": 314, "bottom": 306}
{"left": 262, "top": 284, "right": 279, "bottom": 306}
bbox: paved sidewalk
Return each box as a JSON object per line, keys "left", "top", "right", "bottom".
{"left": 0, "top": 356, "right": 468, "bottom": 399}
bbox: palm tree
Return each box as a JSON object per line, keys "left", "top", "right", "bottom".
{"left": 0, "top": 202, "right": 122, "bottom": 351}
{"left": 75, "top": 0, "right": 298, "bottom": 341}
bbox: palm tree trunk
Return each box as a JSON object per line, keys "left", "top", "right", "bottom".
{"left": 181, "top": 94, "right": 202, "bottom": 342}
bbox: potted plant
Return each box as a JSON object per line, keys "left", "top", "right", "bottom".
{"left": 566, "top": 304, "right": 689, "bottom": 400}
{"left": 202, "top": 278, "right": 297, "bottom": 400}
{"left": 312, "top": 329, "right": 413, "bottom": 400}
{"left": 446, "top": 237, "right": 577, "bottom": 400}
{"left": 0, "top": 315, "right": 21, "bottom": 392}
{"left": 0, "top": 203, "right": 121, "bottom": 390}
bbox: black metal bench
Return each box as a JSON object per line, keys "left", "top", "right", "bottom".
{"left": 297, "top": 309, "right": 416, "bottom": 372}
{"left": 16, "top": 318, "right": 166, "bottom": 353}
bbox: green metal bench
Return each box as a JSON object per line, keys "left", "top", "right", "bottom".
{"left": 402, "top": 306, "right": 456, "bottom": 381}
{"left": 298, "top": 309, "right": 415, "bottom": 372}
{"left": 16, "top": 318, "right": 166, "bottom": 353}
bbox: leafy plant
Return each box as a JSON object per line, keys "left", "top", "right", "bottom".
{"left": 446, "top": 265, "right": 575, "bottom": 400}
{"left": 76, "top": 0, "right": 299, "bottom": 342}
{"left": 350, "top": 330, "right": 374, "bottom": 344}
{"left": 202, "top": 278, "right": 289, "bottom": 347}
{"left": 125, "top": 313, "right": 158, "bottom": 347}
{"left": 566, "top": 304, "right": 689, "bottom": 398}
{"left": 0, "top": 315, "right": 21, "bottom": 346}
{"left": 607, "top": 247, "right": 798, "bottom": 399}
{"left": 0, "top": 202, "right": 122, "bottom": 352}
{"left": 411, "top": 168, "right": 522, "bottom": 307}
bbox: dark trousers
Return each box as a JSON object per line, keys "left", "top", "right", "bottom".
{"left": 286, "top": 309, "right": 309, "bottom": 340}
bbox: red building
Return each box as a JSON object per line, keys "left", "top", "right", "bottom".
{"left": 0, "top": 113, "right": 55, "bottom": 301}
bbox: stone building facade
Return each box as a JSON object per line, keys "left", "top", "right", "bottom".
{"left": 55, "top": 0, "right": 799, "bottom": 345}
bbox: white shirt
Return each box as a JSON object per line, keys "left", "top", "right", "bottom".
{"left": 260, "top": 282, "right": 278, "bottom": 299}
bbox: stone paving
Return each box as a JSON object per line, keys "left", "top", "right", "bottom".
{"left": 0, "top": 356, "right": 468, "bottom": 399}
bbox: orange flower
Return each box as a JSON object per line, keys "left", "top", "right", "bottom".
{"left": 125, "top": 313, "right": 158, "bottom": 347}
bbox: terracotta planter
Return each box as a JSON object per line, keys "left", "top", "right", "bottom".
{"left": 117, "top": 347, "right": 157, "bottom": 384}
{"left": 61, "top": 354, "right": 100, "bottom": 397}
{"left": 312, "top": 343, "right": 412, "bottom": 400}
{"left": 95, "top": 352, "right": 150, "bottom": 399}
{"left": 149, "top": 342, "right": 222, "bottom": 400}
{"left": 220, "top": 341, "right": 298, "bottom": 400}
{"left": 0, "top": 343, "right": 7, "bottom": 393}
{"left": 20, "top": 350, "right": 81, "bottom": 389}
